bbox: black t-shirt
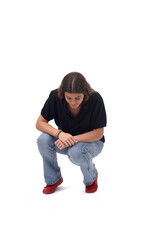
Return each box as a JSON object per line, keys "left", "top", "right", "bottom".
{"left": 41, "top": 89, "right": 107, "bottom": 142}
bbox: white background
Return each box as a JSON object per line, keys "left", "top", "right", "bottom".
{"left": 0, "top": 0, "right": 160, "bottom": 239}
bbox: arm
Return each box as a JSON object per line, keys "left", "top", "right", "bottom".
{"left": 36, "top": 114, "right": 76, "bottom": 146}
{"left": 54, "top": 128, "right": 104, "bottom": 150}
{"left": 74, "top": 128, "right": 104, "bottom": 143}
{"left": 36, "top": 114, "right": 59, "bottom": 137}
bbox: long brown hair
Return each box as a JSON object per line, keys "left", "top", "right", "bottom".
{"left": 58, "top": 72, "right": 95, "bottom": 101}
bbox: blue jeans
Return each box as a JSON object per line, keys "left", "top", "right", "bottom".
{"left": 37, "top": 133, "right": 104, "bottom": 186}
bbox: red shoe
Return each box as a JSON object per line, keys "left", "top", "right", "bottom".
{"left": 85, "top": 172, "right": 98, "bottom": 193}
{"left": 43, "top": 177, "right": 63, "bottom": 194}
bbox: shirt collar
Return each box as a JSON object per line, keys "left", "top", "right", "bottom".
{"left": 62, "top": 98, "right": 88, "bottom": 116}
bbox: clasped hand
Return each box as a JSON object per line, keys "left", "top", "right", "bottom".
{"left": 54, "top": 132, "right": 77, "bottom": 150}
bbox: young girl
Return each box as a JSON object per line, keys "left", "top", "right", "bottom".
{"left": 36, "top": 72, "right": 107, "bottom": 194}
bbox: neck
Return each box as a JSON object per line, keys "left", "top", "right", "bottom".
{"left": 68, "top": 105, "right": 81, "bottom": 116}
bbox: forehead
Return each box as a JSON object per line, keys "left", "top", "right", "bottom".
{"left": 64, "top": 92, "right": 84, "bottom": 98}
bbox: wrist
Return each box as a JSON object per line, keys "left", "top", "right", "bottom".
{"left": 73, "top": 136, "right": 79, "bottom": 143}
{"left": 56, "top": 130, "right": 63, "bottom": 138}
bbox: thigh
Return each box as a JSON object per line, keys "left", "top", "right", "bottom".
{"left": 68, "top": 140, "right": 104, "bottom": 159}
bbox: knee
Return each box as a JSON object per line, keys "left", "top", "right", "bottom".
{"left": 68, "top": 144, "right": 84, "bottom": 166}
{"left": 37, "top": 133, "right": 52, "bottom": 150}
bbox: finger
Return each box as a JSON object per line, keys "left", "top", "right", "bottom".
{"left": 55, "top": 139, "right": 61, "bottom": 144}
{"left": 59, "top": 143, "right": 67, "bottom": 150}
{"left": 55, "top": 139, "right": 68, "bottom": 149}
{"left": 67, "top": 137, "right": 76, "bottom": 146}
{"left": 57, "top": 143, "right": 63, "bottom": 149}
{"left": 59, "top": 145, "right": 66, "bottom": 150}
{"left": 55, "top": 139, "right": 64, "bottom": 146}
{"left": 55, "top": 141, "right": 63, "bottom": 148}
{"left": 69, "top": 138, "right": 77, "bottom": 145}
{"left": 55, "top": 140, "right": 60, "bottom": 146}
{"left": 65, "top": 140, "right": 74, "bottom": 146}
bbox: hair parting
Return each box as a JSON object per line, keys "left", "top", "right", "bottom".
{"left": 58, "top": 72, "right": 95, "bottom": 101}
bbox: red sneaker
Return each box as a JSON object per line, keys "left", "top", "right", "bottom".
{"left": 85, "top": 172, "right": 98, "bottom": 193}
{"left": 43, "top": 177, "right": 63, "bottom": 194}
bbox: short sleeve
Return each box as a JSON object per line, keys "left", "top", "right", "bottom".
{"left": 91, "top": 93, "right": 107, "bottom": 129}
{"left": 41, "top": 91, "right": 55, "bottom": 121}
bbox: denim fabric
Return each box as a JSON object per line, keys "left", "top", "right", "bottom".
{"left": 37, "top": 133, "right": 104, "bottom": 186}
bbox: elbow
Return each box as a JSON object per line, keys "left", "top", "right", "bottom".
{"left": 99, "top": 128, "right": 104, "bottom": 139}
{"left": 35, "top": 120, "right": 40, "bottom": 130}
{"left": 95, "top": 128, "right": 104, "bottom": 140}
{"left": 35, "top": 115, "right": 48, "bottom": 131}
{"left": 35, "top": 122, "right": 38, "bottom": 130}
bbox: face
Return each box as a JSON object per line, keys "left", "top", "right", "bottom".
{"left": 64, "top": 92, "right": 84, "bottom": 109}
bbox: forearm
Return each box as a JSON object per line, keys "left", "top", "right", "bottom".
{"left": 36, "top": 121, "right": 59, "bottom": 137}
{"left": 74, "top": 128, "right": 104, "bottom": 143}
{"left": 36, "top": 119, "right": 76, "bottom": 148}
